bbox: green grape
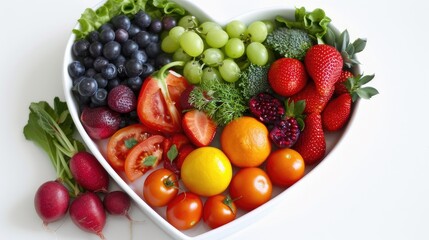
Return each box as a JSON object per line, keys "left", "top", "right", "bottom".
{"left": 263, "top": 20, "right": 275, "bottom": 34}
{"left": 206, "top": 29, "right": 229, "bottom": 48}
{"left": 184, "top": 60, "right": 203, "bottom": 84}
{"left": 219, "top": 59, "right": 241, "bottom": 83}
{"left": 225, "top": 20, "right": 247, "bottom": 38}
{"left": 246, "top": 21, "right": 268, "bottom": 43}
{"left": 169, "top": 26, "right": 185, "bottom": 41}
{"left": 202, "top": 67, "right": 222, "bottom": 82}
{"left": 199, "top": 21, "right": 222, "bottom": 38}
{"left": 161, "top": 35, "right": 179, "bottom": 53}
{"left": 178, "top": 15, "right": 199, "bottom": 29}
{"left": 180, "top": 31, "right": 204, "bottom": 57}
{"left": 173, "top": 48, "right": 192, "bottom": 62}
{"left": 201, "top": 48, "right": 224, "bottom": 66}
{"left": 246, "top": 42, "right": 268, "bottom": 66}
{"left": 224, "top": 38, "right": 245, "bottom": 59}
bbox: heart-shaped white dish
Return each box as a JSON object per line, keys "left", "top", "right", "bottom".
{"left": 62, "top": 1, "right": 360, "bottom": 239}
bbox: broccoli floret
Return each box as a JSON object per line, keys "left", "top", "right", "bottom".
{"left": 237, "top": 63, "right": 271, "bottom": 101}
{"left": 265, "top": 27, "right": 314, "bottom": 60}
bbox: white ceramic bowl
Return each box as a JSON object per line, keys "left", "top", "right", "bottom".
{"left": 62, "top": 1, "right": 360, "bottom": 239}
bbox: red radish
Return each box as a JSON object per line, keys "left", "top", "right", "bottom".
{"left": 70, "top": 152, "right": 110, "bottom": 192}
{"left": 34, "top": 180, "right": 70, "bottom": 224}
{"left": 69, "top": 192, "right": 106, "bottom": 239}
{"left": 103, "top": 191, "right": 131, "bottom": 220}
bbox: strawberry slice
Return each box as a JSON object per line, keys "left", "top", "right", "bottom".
{"left": 182, "top": 110, "right": 217, "bottom": 147}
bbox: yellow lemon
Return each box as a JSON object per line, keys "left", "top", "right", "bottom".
{"left": 181, "top": 147, "right": 232, "bottom": 197}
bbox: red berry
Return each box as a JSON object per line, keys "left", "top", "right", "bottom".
{"left": 268, "top": 58, "right": 308, "bottom": 97}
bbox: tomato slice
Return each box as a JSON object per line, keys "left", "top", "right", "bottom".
{"left": 137, "top": 64, "right": 190, "bottom": 134}
{"left": 106, "top": 124, "right": 156, "bottom": 171}
{"left": 124, "top": 135, "right": 165, "bottom": 181}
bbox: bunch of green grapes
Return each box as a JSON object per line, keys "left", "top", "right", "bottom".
{"left": 160, "top": 15, "right": 273, "bottom": 84}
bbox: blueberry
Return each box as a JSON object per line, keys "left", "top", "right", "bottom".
{"left": 127, "top": 76, "right": 143, "bottom": 92}
{"left": 130, "top": 50, "right": 148, "bottom": 64}
{"left": 125, "top": 59, "right": 143, "bottom": 77}
{"left": 99, "top": 23, "right": 114, "bottom": 32}
{"left": 133, "top": 31, "right": 151, "bottom": 48}
{"left": 68, "top": 61, "right": 85, "bottom": 79}
{"left": 155, "top": 53, "right": 172, "bottom": 68}
{"left": 93, "top": 56, "right": 109, "bottom": 72}
{"left": 85, "top": 68, "right": 97, "bottom": 77}
{"left": 107, "top": 78, "right": 121, "bottom": 91}
{"left": 121, "top": 39, "right": 139, "bottom": 57}
{"left": 101, "top": 63, "right": 118, "bottom": 80}
{"left": 99, "top": 29, "right": 115, "bottom": 43}
{"left": 111, "top": 15, "right": 131, "bottom": 31}
{"left": 103, "top": 41, "right": 121, "bottom": 60}
{"left": 162, "top": 16, "right": 177, "bottom": 31}
{"left": 94, "top": 73, "right": 108, "bottom": 88}
{"left": 77, "top": 77, "right": 98, "bottom": 96}
{"left": 115, "top": 29, "right": 129, "bottom": 43}
{"left": 127, "top": 24, "right": 141, "bottom": 38}
{"left": 87, "top": 31, "right": 99, "bottom": 43}
{"left": 82, "top": 57, "right": 94, "bottom": 69}
{"left": 89, "top": 41, "right": 103, "bottom": 58}
{"left": 141, "top": 63, "right": 155, "bottom": 78}
{"left": 134, "top": 11, "right": 152, "bottom": 28}
{"left": 145, "top": 42, "right": 161, "bottom": 58}
{"left": 72, "top": 39, "right": 90, "bottom": 58}
{"left": 149, "top": 19, "right": 163, "bottom": 33}
{"left": 91, "top": 88, "right": 108, "bottom": 106}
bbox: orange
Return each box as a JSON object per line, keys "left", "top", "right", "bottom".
{"left": 220, "top": 116, "right": 271, "bottom": 167}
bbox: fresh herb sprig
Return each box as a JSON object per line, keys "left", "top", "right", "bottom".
{"left": 23, "top": 97, "right": 85, "bottom": 197}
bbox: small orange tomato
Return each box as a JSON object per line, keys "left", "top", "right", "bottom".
{"left": 166, "top": 192, "right": 203, "bottom": 230}
{"left": 229, "top": 167, "right": 272, "bottom": 211}
{"left": 266, "top": 148, "right": 305, "bottom": 187}
{"left": 203, "top": 194, "right": 237, "bottom": 229}
{"left": 143, "top": 168, "right": 179, "bottom": 207}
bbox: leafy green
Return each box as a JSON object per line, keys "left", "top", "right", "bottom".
{"left": 23, "top": 97, "right": 85, "bottom": 197}
{"left": 167, "top": 144, "right": 178, "bottom": 163}
{"left": 344, "top": 74, "right": 379, "bottom": 102}
{"left": 276, "top": 7, "right": 331, "bottom": 42}
{"left": 72, "top": 0, "right": 187, "bottom": 40}
{"left": 237, "top": 63, "right": 271, "bottom": 101}
{"left": 188, "top": 80, "right": 248, "bottom": 126}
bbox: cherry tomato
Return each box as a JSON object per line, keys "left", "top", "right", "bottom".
{"left": 203, "top": 194, "right": 237, "bottom": 229}
{"left": 137, "top": 63, "right": 190, "bottom": 134}
{"left": 229, "top": 167, "right": 272, "bottom": 211}
{"left": 266, "top": 148, "right": 305, "bottom": 187}
{"left": 124, "top": 135, "right": 165, "bottom": 181}
{"left": 166, "top": 192, "right": 203, "bottom": 230}
{"left": 107, "top": 124, "right": 155, "bottom": 171}
{"left": 143, "top": 168, "right": 179, "bottom": 207}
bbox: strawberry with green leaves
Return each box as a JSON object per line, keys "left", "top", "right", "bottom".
{"left": 293, "top": 112, "right": 326, "bottom": 165}
{"left": 304, "top": 44, "right": 343, "bottom": 96}
{"left": 322, "top": 74, "right": 378, "bottom": 131}
{"left": 290, "top": 81, "right": 333, "bottom": 114}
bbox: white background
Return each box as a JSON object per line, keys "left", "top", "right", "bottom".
{"left": 1, "top": 0, "right": 428, "bottom": 239}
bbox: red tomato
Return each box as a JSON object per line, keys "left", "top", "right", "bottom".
{"left": 162, "top": 134, "right": 195, "bottom": 176}
{"left": 203, "top": 194, "right": 237, "bottom": 229}
{"left": 124, "top": 135, "right": 165, "bottom": 181}
{"left": 166, "top": 192, "right": 203, "bottom": 230}
{"left": 229, "top": 167, "right": 272, "bottom": 211}
{"left": 143, "top": 168, "right": 179, "bottom": 207}
{"left": 137, "top": 64, "right": 189, "bottom": 134}
{"left": 106, "top": 124, "right": 156, "bottom": 171}
{"left": 266, "top": 148, "right": 305, "bottom": 187}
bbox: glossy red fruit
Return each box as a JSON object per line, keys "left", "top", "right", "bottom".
{"left": 322, "top": 93, "right": 352, "bottom": 131}
{"left": 305, "top": 44, "right": 343, "bottom": 96}
{"left": 248, "top": 93, "right": 285, "bottom": 125}
{"left": 268, "top": 58, "right": 308, "bottom": 97}
{"left": 182, "top": 109, "right": 217, "bottom": 147}
{"left": 293, "top": 113, "right": 326, "bottom": 165}
{"left": 107, "top": 85, "right": 136, "bottom": 113}
{"left": 34, "top": 180, "right": 70, "bottom": 224}
{"left": 80, "top": 106, "right": 121, "bottom": 139}
{"left": 334, "top": 70, "right": 353, "bottom": 95}
{"left": 290, "top": 81, "right": 333, "bottom": 114}
{"left": 70, "top": 151, "right": 110, "bottom": 192}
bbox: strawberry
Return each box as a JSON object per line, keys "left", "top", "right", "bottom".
{"left": 268, "top": 58, "right": 308, "bottom": 97}
{"left": 293, "top": 113, "right": 326, "bottom": 165}
{"left": 322, "top": 93, "right": 352, "bottom": 131}
{"left": 290, "top": 81, "right": 333, "bottom": 114}
{"left": 334, "top": 70, "right": 354, "bottom": 96}
{"left": 182, "top": 109, "right": 217, "bottom": 147}
{"left": 304, "top": 44, "right": 343, "bottom": 96}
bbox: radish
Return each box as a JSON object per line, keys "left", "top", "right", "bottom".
{"left": 70, "top": 192, "right": 106, "bottom": 239}
{"left": 70, "top": 152, "right": 110, "bottom": 192}
{"left": 34, "top": 180, "right": 70, "bottom": 224}
{"left": 103, "top": 190, "right": 131, "bottom": 220}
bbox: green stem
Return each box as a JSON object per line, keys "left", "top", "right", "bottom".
{"left": 155, "top": 61, "right": 185, "bottom": 80}
{"left": 54, "top": 142, "right": 74, "bottom": 179}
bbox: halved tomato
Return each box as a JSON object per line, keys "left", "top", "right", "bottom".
{"left": 124, "top": 135, "right": 165, "bottom": 181}
{"left": 137, "top": 62, "right": 190, "bottom": 134}
{"left": 107, "top": 124, "right": 156, "bottom": 171}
